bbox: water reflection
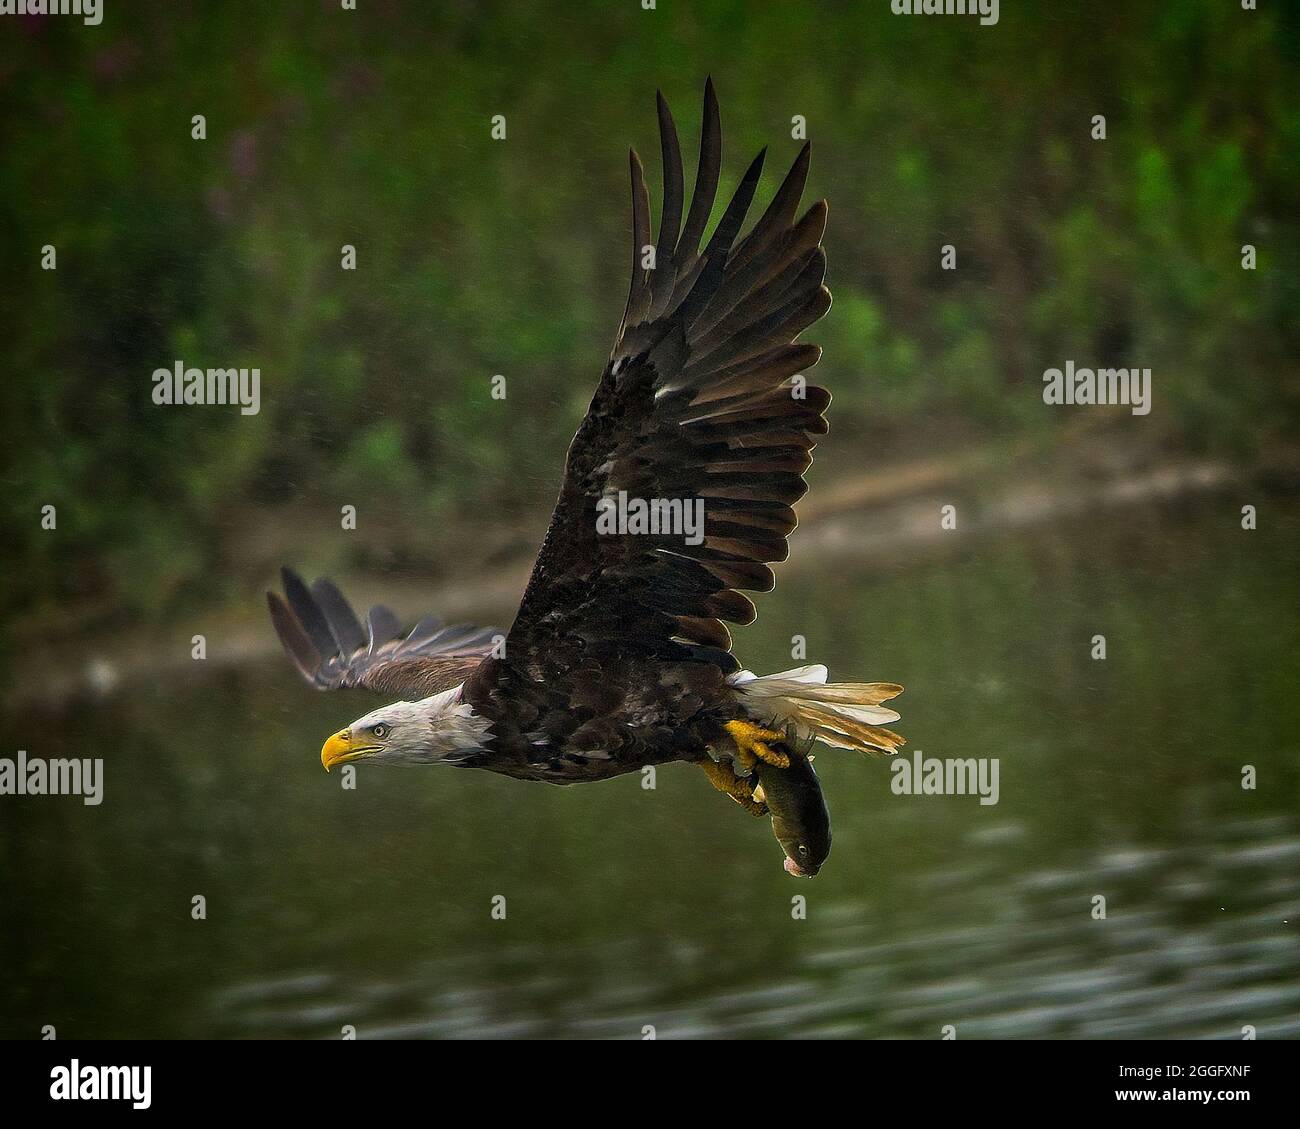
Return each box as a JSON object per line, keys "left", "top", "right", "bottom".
{"left": 207, "top": 802, "right": 1300, "bottom": 1040}
{"left": 2, "top": 500, "right": 1297, "bottom": 1038}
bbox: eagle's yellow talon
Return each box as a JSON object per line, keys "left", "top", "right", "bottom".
{"left": 724, "top": 719, "right": 791, "bottom": 769}
{"left": 700, "top": 758, "right": 769, "bottom": 817}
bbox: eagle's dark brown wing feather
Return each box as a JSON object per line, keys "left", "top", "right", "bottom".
{"left": 503, "top": 79, "right": 830, "bottom": 675}
{"left": 268, "top": 567, "right": 497, "bottom": 698}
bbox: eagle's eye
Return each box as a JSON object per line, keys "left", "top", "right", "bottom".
{"left": 372, "top": 723, "right": 389, "bottom": 739}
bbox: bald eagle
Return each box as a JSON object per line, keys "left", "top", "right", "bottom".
{"left": 268, "top": 80, "right": 904, "bottom": 876}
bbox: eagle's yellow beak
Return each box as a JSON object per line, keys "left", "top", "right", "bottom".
{"left": 321, "top": 729, "right": 366, "bottom": 772}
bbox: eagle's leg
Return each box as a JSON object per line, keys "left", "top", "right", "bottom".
{"left": 699, "top": 759, "right": 768, "bottom": 817}
{"left": 724, "top": 719, "right": 791, "bottom": 770}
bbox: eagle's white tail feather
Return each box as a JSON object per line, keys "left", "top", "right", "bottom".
{"left": 728, "top": 665, "right": 905, "bottom": 756}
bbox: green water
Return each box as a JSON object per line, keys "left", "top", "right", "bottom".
{"left": 3, "top": 499, "right": 1298, "bottom": 1039}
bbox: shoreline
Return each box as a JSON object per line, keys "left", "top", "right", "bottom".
{"left": 4, "top": 439, "right": 1280, "bottom": 714}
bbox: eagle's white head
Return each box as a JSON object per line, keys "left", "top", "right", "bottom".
{"left": 319, "top": 684, "right": 490, "bottom": 770}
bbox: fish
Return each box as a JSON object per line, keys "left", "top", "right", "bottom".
{"left": 754, "top": 748, "right": 831, "bottom": 877}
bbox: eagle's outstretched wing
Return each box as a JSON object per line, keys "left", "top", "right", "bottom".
{"left": 503, "top": 79, "right": 830, "bottom": 674}
{"left": 268, "top": 567, "right": 498, "bottom": 698}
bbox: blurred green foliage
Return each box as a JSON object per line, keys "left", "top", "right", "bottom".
{"left": 2, "top": 0, "right": 1296, "bottom": 625}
